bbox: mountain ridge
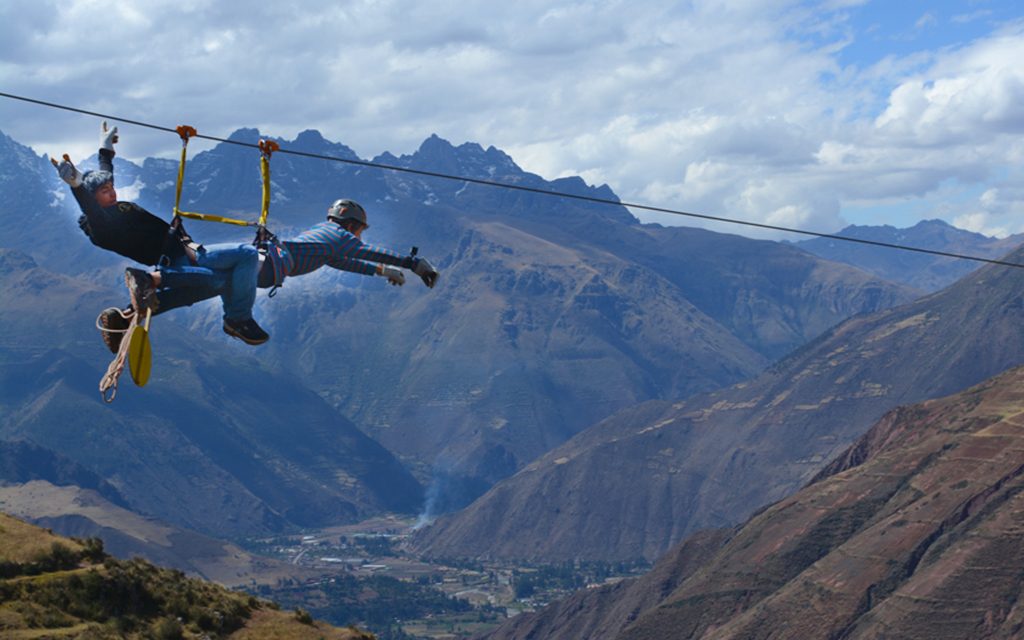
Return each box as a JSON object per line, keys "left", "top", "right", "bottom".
{"left": 797, "top": 218, "right": 1024, "bottom": 291}
{"left": 413, "top": 241, "right": 1024, "bottom": 561}
{"left": 479, "top": 364, "right": 1024, "bottom": 640}
{"left": 0, "top": 127, "right": 919, "bottom": 516}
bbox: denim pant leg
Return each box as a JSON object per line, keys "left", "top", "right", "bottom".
{"left": 155, "top": 256, "right": 227, "bottom": 316}
{"left": 154, "top": 284, "right": 221, "bottom": 316}
{"left": 193, "top": 243, "right": 259, "bottom": 321}
{"left": 158, "top": 261, "right": 222, "bottom": 289}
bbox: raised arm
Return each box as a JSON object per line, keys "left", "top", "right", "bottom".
{"left": 52, "top": 153, "right": 114, "bottom": 246}
{"left": 97, "top": 121, "right": 118, "bottom": 173}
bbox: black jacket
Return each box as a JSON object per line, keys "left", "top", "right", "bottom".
{"left": 75, "top": 148, "right": 187, "bottom": 266}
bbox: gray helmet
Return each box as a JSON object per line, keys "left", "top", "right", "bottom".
{"left": 327, "top": 199, "right": 367, "bottom": 227}
{"left": 82, "top": 169, "right": 114, "bottom": 194}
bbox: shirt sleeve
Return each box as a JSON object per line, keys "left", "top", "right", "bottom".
{"left": 98, "top": 148, "right": 115, "bottom": 173}
{"left": 344, "top": 239, "right": 413, "bottom": 268}
{"left": 326, "top": 256, "right": 380, "bottom": 276}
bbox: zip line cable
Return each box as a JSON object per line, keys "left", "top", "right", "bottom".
{"left": 4, "top": 90, "right": 1023, "bottom": 270}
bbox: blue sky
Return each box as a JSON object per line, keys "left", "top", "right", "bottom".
{"left": 836, "top": 0, "right": 1016, "bottom": 71}
{"left": 1, "top": 0, "right": 1023, "bottom": 238}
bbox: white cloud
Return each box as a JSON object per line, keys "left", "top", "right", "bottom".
{"left": 954, "top": 182, "right": 1024, "bottom": 237}
{"left": 2, "top": 0, "right": 1023, "bottom": 238}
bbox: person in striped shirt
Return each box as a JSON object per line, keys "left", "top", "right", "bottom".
{"left": 271, "top": 198, "right": 439, "bottom": 288}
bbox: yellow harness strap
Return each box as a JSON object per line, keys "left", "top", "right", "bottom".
{"left": 175, "top": 211, "right": 255, "bottom": 227}
{"left": 258, "top": 139, "right": 279, "bottom": 228}
{"left": 172, "top": 125, "right": 197, "bottom": 218}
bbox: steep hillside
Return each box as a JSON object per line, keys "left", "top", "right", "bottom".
{"left": 414, "top": 243, "right": 1024, "bottom": 561}
{"left": 797, "top": 219, "right": 1024, "bottom": 291}
{"left": 481, "top": 365, "right": 1024, "bottom": 640}
{"left": 0, "top": 512, "right": 369, "bottom": 639}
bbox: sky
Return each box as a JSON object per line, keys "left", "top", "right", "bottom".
{"left": 2, "top": 0, "right": 1023, "bottom": 238}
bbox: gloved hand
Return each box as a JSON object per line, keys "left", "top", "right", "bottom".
{"left": 53, "top": 155, "right": 83, "bottom": 187}
{"left": 412, "top": 257, "right": 439, "bottom": 288}
{"left": 380, "top": 265, "right": 405, "bottom": 286}
{"left": 100, "top": 121, "right": 119, "bottom": 152}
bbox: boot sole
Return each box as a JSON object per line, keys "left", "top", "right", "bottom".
{"left": 222, "top": 324, "right": 269, "bottom": 345}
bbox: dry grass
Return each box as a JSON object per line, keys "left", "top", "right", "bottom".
{"left": 0, "top": 513, "right": 83, "bottom": 564}
{"left": 229, "top": 608, "right": 374, "bottom": 639}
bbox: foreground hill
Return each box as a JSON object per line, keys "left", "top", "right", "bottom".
{"left": 0, "top": 480, "right": 293, "bottom": 586}
{"left": 480, "top": 365, "right": 1024, "bottom": 640}
{"left": 0, "top": 512, "right": 368, "bottom": 639}
{"left": 413, "top": 243, "right": 1024, "bottom": 561}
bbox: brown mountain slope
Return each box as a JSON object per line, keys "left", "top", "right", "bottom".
{"left": 482, "top": 365, "right": 1024, "bottom": 640}
{"left": 474, "top": 529, "right": 731, "bottom": 640}
{"left": 413, "top": 243, "right": 1024, "bottom": 562}
{"left": 623, "top": 365, "right": 1024, "bottom": 640}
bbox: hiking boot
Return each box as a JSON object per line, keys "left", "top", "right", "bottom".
{"left": 223, "top": 317, "right": 270, "bottom": 345}
{"left": 98, "top": 307, "right": 132, "bottom": 354}
{"left": 124, "top": 268, "right": 158, "bottom": 312}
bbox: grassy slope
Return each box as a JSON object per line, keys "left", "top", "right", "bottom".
{"left": 0, "top": 512, "right": 372, "bottom": 639}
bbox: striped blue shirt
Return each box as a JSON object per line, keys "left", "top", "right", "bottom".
{"left": 281, "top": 222, "right": 409, "bottom": 277}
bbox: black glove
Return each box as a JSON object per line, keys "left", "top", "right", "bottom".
{"left": 412, "top": 257, "right": 439, "bottom": 288}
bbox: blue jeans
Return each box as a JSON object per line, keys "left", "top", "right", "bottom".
{"left": 156, "top": 243, "right": 258, "bottom": 321}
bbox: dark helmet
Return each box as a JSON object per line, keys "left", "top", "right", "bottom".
{"left": 327, "top": 199, "right": 367, "bottom": 227}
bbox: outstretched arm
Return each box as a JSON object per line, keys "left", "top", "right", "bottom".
{"left": 336, "top": 236, "right": 438, "bottom": 288}
{"left": 327, "top": 257, "right": 406, "bottom": 285}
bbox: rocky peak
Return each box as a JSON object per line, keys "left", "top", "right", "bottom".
{"left": 225, "top": 127, "right": 262, "bottom": 144}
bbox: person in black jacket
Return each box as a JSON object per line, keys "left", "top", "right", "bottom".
{"left": 56, "top": 122, "right": 269, "bottom": 347}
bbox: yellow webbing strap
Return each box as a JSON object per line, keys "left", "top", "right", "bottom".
{"left": 175, "top": 211, "right": 256, "bottom": 227}
{"left": 172, "top": 125, "right": 197, "bottom": 219}
{"left": 258, "top": 139, "right": 279, "bottom": 227}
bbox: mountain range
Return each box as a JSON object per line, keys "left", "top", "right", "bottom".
{"left": 796, "top": 219, "right": 1024, "bottom": 292}
{"left": 412, "top": 242, "right": 1024, "bottom": 561}
{"left": 1, "top": 127, "right": 918, "bottom": 526}
{"left": 478, "top": 364, "right": 1024, "bottom": 639}
{"left": 4, "top": 122, "right": 1023, "bottom": 637}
